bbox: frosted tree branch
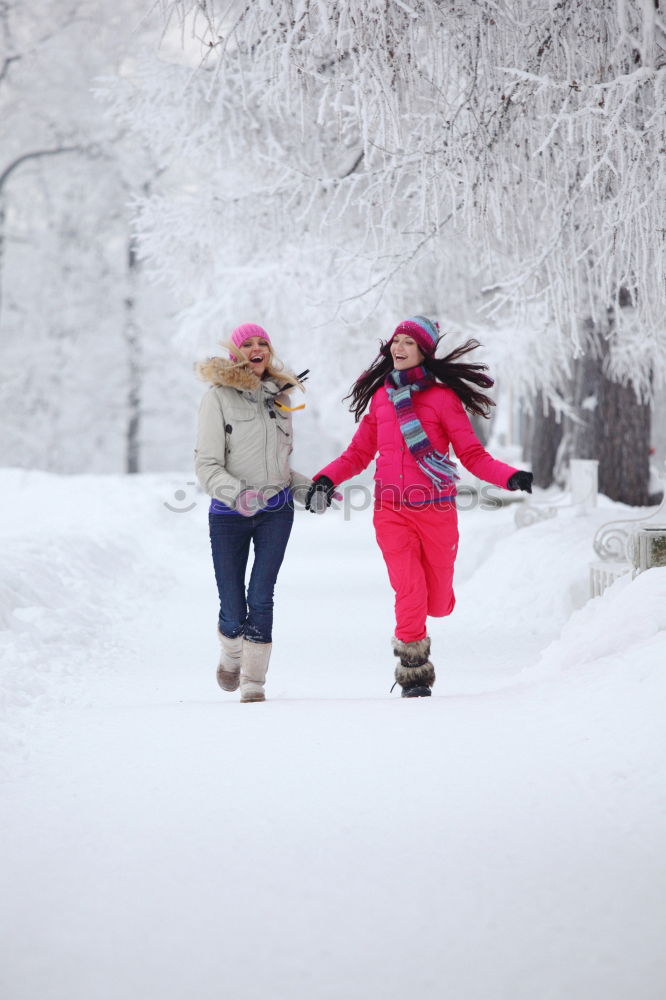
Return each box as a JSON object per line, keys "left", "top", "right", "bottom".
{"left": 106, "top": 0, "right": 666, "bottom": 398}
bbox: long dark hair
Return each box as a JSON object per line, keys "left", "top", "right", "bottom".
{"left": 345, "top": 338, "right": 496, "bottom": 422}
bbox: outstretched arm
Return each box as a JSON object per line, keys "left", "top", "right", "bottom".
{"left": 314, "top": 404, "right": 379, "bottom": 486}
{"left": 305, "top": 403, "right": 378, "bottom": 513}
{"left": 443, "top": 391, "right": 521, "bottom": 490}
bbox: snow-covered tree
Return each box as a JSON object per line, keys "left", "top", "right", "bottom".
{"left": 113, "top": 0, "right": 666, "bottom": 500}
{"left": 153, "top": 2, "right": 664, "bottom": 352}
{"left": 0, "top": 1, "right": 195, "bottom": 475}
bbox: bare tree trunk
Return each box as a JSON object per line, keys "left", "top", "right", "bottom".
{"left": 596, "top": 377, "right": 651, "bottom": 506}
{"left": 0, "top": 146, "right": 80, "bottom": 326}
{"left": 529, "top": 390, "right": 563, "bottom": 489}
{"left": 571, "top": 325, "right": 651, "bottom": 506}
{"left": 124, "top": 236, "right": 141, "bottom": 474}
{"left": 570, "top": 350, "right": 605, "bottom": 461}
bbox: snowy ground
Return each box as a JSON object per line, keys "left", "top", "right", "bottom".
{"left": 1, "top": 468, "right": 665, "bottom": 1000}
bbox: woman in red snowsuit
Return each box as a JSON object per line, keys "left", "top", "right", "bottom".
{"left": 306, "top": 316, "right": 533, "bottom": 698}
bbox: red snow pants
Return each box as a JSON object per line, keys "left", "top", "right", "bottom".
{"left": 373, "top": 501, "right": 459, "bottom": 643}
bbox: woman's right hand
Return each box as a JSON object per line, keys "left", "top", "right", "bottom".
{"left": 234, "top": 489, "right": 262, "bottom": 517}
{"left": 305, "top": 476, "right": 336, "bottom": 514}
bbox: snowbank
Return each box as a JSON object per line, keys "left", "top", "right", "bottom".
{"left": 455, "top": 502, "right": 638, "bottom": 639}
{"left": 0, "top": 468, "right": 204, "bottom": 755}
{"left": 536, "top": 566, "right": 666, "bottom": 673}
{"left": 2, "top": 470, "right": 666, "bottom": 1000}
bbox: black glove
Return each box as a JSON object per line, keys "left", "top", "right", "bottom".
{"left": 305, "top": 475, "right": 335, "bottom": 513}
{"left": 507, "top": 471, "right": 533, "bottom": 494}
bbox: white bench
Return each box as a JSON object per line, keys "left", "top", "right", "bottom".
{"left": 589, "top": 494, "right": 666, "bottom": 597}
{"left": 515, "top": 459, "right": 666, "bottom": 597}
{"left": 589, "top": 560, "right": 632, "bottom": 598}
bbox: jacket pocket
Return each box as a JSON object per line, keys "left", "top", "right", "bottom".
{"left": 222, "top": 405, "right": 256, "bottom": 462}
{"left": 225, "top": 404, "right": 255, "bottom": 423}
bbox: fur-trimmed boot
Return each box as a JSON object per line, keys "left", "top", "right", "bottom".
{"left": 216, "top": 629, "right": 242, "bottom": 692}
{"left": 240, "top": 639, "right": 272, "bottom": 703}
{"left": 392, "top": 636, "right": 435, "bottom": 698}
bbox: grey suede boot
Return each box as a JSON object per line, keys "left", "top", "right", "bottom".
{"left": 216, "top": 629, "right": 242, "bottom": 692}
{"left": 240, "top": 639, "right": 272, "bottom": 703}
{"left": 392, "top": 636, "right": 435, "bottom": 698}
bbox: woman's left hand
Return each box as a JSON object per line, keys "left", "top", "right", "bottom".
{"left": 305, "top": 476, "right": 337, "bottom": 513}
{"left": 507, "top": 471, "right": 533, "bottom": 493}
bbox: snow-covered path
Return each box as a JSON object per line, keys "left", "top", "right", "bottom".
{"left": 2, "top": 472, "right": 665, "bottom": 1000}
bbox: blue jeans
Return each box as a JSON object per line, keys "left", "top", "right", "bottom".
{"left": 208, "top": 502, "right": 294, "bottom": 644}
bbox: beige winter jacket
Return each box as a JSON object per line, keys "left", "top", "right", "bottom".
{"left": 195, "top": 358, "right": 312, "bottom": 508}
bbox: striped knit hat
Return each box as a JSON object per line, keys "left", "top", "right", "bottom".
{"left": 390, "top": 315, "right": 440, "bottom": 356}
{"left": 230, "top": 323, "right": 272, "bottom": 349}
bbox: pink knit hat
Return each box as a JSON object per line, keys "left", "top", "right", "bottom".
{"left": 390, "top": 315, "right": 440, "bottom": 356}
{"left": 230, "top": 323, "right": 272, "bottom": 350}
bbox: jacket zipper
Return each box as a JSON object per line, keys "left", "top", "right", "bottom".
{"left": 258, "top": 390, "right": 269, "bottom": 481}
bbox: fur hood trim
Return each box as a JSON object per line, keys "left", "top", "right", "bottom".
{"left": 196, "top": 356, "right": 301, "bottom": 393}
{"left": 196, "top": 357, "right": 262, "bottom": 390}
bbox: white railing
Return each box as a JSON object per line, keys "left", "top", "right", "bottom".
{"left": 514, "top": 458, "right": 666, "bottom": 597}
{"left": 589, "top": 467, "right": 666, "bottom": 597}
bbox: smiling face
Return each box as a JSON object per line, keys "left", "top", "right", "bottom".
{"left": 390, "top": 333, "right": 425, "bottom": 371}
{"left": 237, "top": 335, "right": 272, "bottom": 377}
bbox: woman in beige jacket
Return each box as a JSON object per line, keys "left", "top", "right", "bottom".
{"left": 195, "top": 323, "right": 311, "bottom": 702}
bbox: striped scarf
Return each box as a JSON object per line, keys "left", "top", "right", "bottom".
{"left": 385, "top": 365, "right": 459, "bottom": 490}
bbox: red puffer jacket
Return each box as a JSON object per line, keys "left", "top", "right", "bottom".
{"left": 316, "top": 385, "right": 518, "bottom": 505}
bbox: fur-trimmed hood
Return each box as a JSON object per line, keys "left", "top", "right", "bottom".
{"left": 196, "top": 356, "right": 299, "bottom": 394}
{"left": 196, "top": 357, "right": 263, "bottom": 390}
